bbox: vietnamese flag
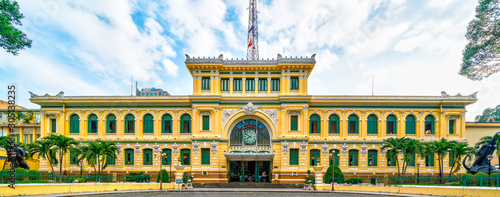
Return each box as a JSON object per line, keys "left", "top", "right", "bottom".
{"left": 248, "top": 39, "right": 253, "bottom": 47}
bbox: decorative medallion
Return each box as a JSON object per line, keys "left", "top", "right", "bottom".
{"left": 239, "top": 101, "right": 261, "bottom": 115}
{"left": 192, "top": 141, "right": 200, "bottom": 153}
{"left": 380, "top": 143, "right": 386, "bottom": 156}
{"left": 261, "top": 109, "right": 278, "bottom": 124}
{"left": 222, "top": 109, "right": 238, "bottom": 126}
{"left": 360, "top": 143, "right": 367, "bottom": 155}
{"left": 322, "top": 143, "right": 329, "bottom": 155}
{"left": 341, "top": 143, "right": 348, "bottom": 155}
{"left": 210, "top": 141, "right": 218, "bottom": 153}
{"left": 172, "top": 142, "right": 179, "bottom": 154}
{"left": 153, "top": 142, "right": 160, "bottom": 154}
{"left": 134, "top": 142, "right": 141, "bottom": 154}
{"left": 282, "top": 141, "right": 289, "bottom": 154}
{"left": 116, "top": 142, "right": 122, "bottom": 154}
{"left": 300, "top": 141, "right": 308, "bottom": 153}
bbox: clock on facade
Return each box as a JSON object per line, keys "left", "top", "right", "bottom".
{"left": 243, "top": 129, "right": 257, "bottom": 145}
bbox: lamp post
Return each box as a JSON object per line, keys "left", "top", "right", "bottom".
{"left": 329, "top": 152, "right": 339, "bottom": 191}
{"left": 155, "top": 153, "right": 167, "bottom": 190}
{"left": 487, "top": 155, "right": 493, "bottom": 186}
{"left": 417, "top": 163, "right": 420, "bottom": 185}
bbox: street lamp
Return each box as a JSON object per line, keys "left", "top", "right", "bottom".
{"left": 329, "top": 152, "right": 339, "bottom": 191}
{"left": 487, "top": 155, "right": 493, "bottom": 186}
{"left": 155, "top": 153, "right": 167, "bottom": 190}
{"left": 416, "top": 163, "right": 420, "bottom": 185}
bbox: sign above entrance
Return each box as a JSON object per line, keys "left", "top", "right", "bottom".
{"left": 230, "top": 119, "right": 271, "bottom": 147}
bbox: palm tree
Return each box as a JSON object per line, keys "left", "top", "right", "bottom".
{"left": 429, "top": 138, "right": 451, "bottom": 180}
{"left": 69, "top": 145, "right": 86, "bottom": 177}
{"left": 28, "top": 139, "right": 57, "bottom": 174}
{"left": 448, "top": 142, "right": 473, "bottom": 179}
{"left": 80, "top": 142, "right": 99, "bottom": 177}
{"left": 46, "top": 134, "right": 77, "bottom": 179}
{"left": 97, "top": 140, "right": 117, "bottom": 175}
{"left": 382, "top": 138, "right": 410, "bottom": 177}
{"left": 0, "top": 136, "right": 14, "bottom": 170}
{"left": 400, "top": 139, "right": 422, "bottom": 179}
{"left": 420, "top": 142, "right": 435, "bottom": 168}
{"left": 476, "top": 135, "right": 500, "bottom": 166}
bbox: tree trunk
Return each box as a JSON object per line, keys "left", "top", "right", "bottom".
{"left": 396, "top": 159, "right": 400, "bottom": 177}
{"left": 59, "top": 151, "right": 63, "bottom": 182}
{"left": 449, "top": 160, "right": 454, "bottom": 179}
{"left": 2, "top": 160, "right": 6, "bottom": 170}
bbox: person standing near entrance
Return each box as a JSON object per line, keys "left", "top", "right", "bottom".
{"left": 262, "top": 171, "right": 267, "bottom": 182}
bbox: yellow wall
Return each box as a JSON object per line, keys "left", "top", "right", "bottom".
{"left": 465, "top": 122, "right": 500, "bottom": 165}
{"left": 0, "top": 183, "right": 176, "bottom": 196}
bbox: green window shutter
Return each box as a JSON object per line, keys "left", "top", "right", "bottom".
{"left": 349, "top": 150, "right": 358, "bottom": 166}
{"left": 329, "top": 115, "right": 339, "bottom": 134}
{"left": 88, "top": 114, "right": 98, "bottom": 134}
{"left": 449, "top": 152, "right": 454, "bottom": 167}
{"left": 201, "top": 149, "right": 210, "bottom": 165}
{"left": 51, "top": 119, "right": 57, "bottom": 133}
{"left": 258, "top": 79, "right": 267, "bottom": 91}
{"left": 143, "top": 114, "right": 154, "bottom": 133}
{"left": 202, "top": 77, "right": 210, "bottom": 90}
{"left": 163, "top": 149, "right": 172, "bottom": 165}
{"left": 162, "top": 114, "right": 172, "bottom": 133}
{"left": 368, "top": 150, "right": 377, "bottom": 166}
{"left": 106, "top": 155, "right": 115, "bottom": 165}
{"left": 425, "top": 115, "right": 435, "bottom": 134}
{"left": 125, "top": 114, "right": 135, "bottom": 133}
{"left": 233, "top": 79, "right": 242, "bottom": 91}
{"left": 221, "top": 79, "right": 229, "bottom": 91}
{"left": 246, "top": 79, "right": 255, "bottom": 91}
{"left": 125, "top": 149, "right": 134, "bottom": 165}
{"left": 70, "top": 115, "right": 79, "bottom": 133}
{"left": 309, "top": 114, "right": 320, "bottom": 133}
{"left": 386, "top": 115, "right": 397, "bottom": 135}
{"left": 449, "top": 120, "right": 455, "bottom": 134}
{"left": 181, "top": 149, "right": 190, "bottom": 165}
{"left": 290, "top": 116, "right": 298, "bottom": 131}
{"left": 367, "top": 115, "right": 378, "bottom": 134}
{"left": 107, "top": 114, "right": 116, "bottom": 133}
{"left": 271, "top": 79, "right": 280, "bottom": 91}
{"left": 426, "top": 154, "right": 434, "bottom": 167}
{"left": 202, "top": 115, "right": 210, "bottom": 130}
{"left": 408, "top": 153, "right": 415, "bottom": 166}
{"left": 290, "top": 149, "right": 299, "bottom": 165}
{"left": 70, "top": 151, "right": 75, "bottom": 165}
{"left": 348, "top": 115, "right": 359, "bottom": 134}
{"left": 143, "top": 149, "right": 153, "bottom": 165}
{"left": 405, "top": 115, "right": 416, "bottom": 134}
{"left": 290, "top": 77, "right": 299, "bottom": 90}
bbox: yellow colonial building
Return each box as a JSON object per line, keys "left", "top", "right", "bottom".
{"left": 28, "top": 54, "right": 477, "bottom": 183}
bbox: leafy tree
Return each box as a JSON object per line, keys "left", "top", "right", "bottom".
{"left": 45, "top": 134, "right": 77, "bottom": 180}
{"left": 324, "top": 164, "right": 344, "bottom": 184}
{"left": 0, "top": 0, "right": 32, "bottom": 55}
{"left": 476, "top": 135, "right": 500, "bottom": 167}
{"left": 0, "top": 136, "right": 13, "bottom": 170}
{"left": 475, "top": 105, "right": 500, "bottom": 122}
{"left": 157, "top": 169, "right": 169, "bottom": 183}
{"left": 460, "top": 0, "right": 500, "bottom": 80}
{"left": 448, "top": 142, "right": 473, "bottom": 179}
{"left": 97, "top": 140, "right": 117, "bottom": 175}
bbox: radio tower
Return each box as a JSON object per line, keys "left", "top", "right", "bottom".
{"left": 246, "top": 0, "right": 259, "bottom": 60}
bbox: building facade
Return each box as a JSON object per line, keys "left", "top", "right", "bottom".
{"left": 29, "top": 54, "right": 477, "bottom": 183}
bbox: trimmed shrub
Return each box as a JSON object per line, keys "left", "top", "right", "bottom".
{"left": 451, "top": 181, "right": 459, "bottom": 186}
{"left": 346, "top": 177, "right": 364, "bottom": 184}
{"left": 490, "top": 172, "right": 500, "bottom": 186}
{"left": 304, "top": 170, "right": 315, "bottom": 185}
{"left": 474, "top": 172, "right": 488, "bottom": 186}
{"left": 125, "top": 172, "right": 150, "bottom": 183}
{"left": 182, "top": 172, "right": 192, "bottom": 184}
{"left": 324, "top": 164, "right": 344, "bottom": 184}
{"left": 15, "top": 167, "right": 28, "bottom": 174}
{"left": 27, "top": 169, "right": 40, "bottom": 180}
{"left": 157, "top": 169, "right": 169, "bottom": 183}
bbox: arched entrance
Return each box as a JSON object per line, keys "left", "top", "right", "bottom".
{"left": 224, "top": 118, "right": 274, "bottom": 183}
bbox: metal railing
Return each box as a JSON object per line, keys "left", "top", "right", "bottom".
{"left": 0, "top": 172, "right": 154, "bottom": 184}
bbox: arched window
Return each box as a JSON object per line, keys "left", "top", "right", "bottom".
{"left": 106, "top": 114, "right": 116, "bottom": 133}
{"left": 386, "top": 115, "right": 397, "bottom": 134}
{"left": 329, "top": 149, "right": 339, "bottom": 166}
{"left": 367, "top": 114, "right": 378, "bottom": 134}
{"left": 348, "top": 150, "right": 359, "bottom": 166}
{"left": 368, "top": 150, "right": 377, "bottom": 166}
{"left": 125, "top": 114, "right": 135, "bottom": 133}
{"left": 162, "top": 149, "right": 172, "bottom": 165}
{"left": 181, "top": 149, "right": 190, "bottom": 165}
{"left": 143, "top": 149, "right": 153, "bottom": 165}
{"left": 388, "top": 155, "right": 397, "bottom": 166}
{"left": 348, "top": 114, "right": 359, "bottom": 134}
{"left": 405, "top": 115, "right": 416, "bottom": 134}
{"left": 162, "top": 114, "right": 172, "bottom": 133}
{"left": 310, "top": 149, "right": 320, "bottom": 166}
{"left": 70, "top": 114, "right": 79, "bottom": 133}
{"left": 426, "top": 153, "right": 434, "bottom": 167}
{"left": 88, "top": 114, "right": 98, "bottom": 133}
{"left": 180, "top": 114, "right": 191, "bottom": 133}
{"left": 309, "top": 114, "right": 321, "bottom": 133}
{"left": 425, "top": 115, "right": 435, "bottom": 134}
{"left": 329, "top": 114, "right": 340, "bottom": 134}
{"left": 125, "top": 148, "right": 134, "bottom": 165}
{"left": 143, "top": 114, "right": 154, "bottom": 133}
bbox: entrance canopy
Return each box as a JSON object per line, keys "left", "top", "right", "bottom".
{"left": 224, "top": 152, "right": 275, "bottom": 161}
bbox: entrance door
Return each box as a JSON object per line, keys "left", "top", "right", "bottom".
{"left": 228, "top": 161, "right": 270, "bottom": 183}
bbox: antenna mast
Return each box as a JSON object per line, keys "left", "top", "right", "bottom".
{"left": 246, "top": 0, "right": 259, "bottom": 60}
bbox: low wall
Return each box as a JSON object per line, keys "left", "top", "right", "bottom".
{"left": 0, "top": 183, "right": 177, "bottom": 196}
{"left": 315, "top": 184, "right": 500, "bottom": 197}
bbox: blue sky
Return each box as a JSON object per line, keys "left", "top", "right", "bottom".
{"left": 1, "top": 0, "right": 499, "bottom": 121}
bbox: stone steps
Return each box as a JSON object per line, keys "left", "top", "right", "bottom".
{"left": 193, "top": 182, "right": 304, "bottom": 188}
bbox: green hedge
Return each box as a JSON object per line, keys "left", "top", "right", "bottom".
{"left": 157, "top": 169, "right": 169, "bottom": 183}
{"left": 346, "top": 177, "right": 364, "bottom": 184}
{"left": 125, "top": 172, "right": 150, "bottom": 183}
